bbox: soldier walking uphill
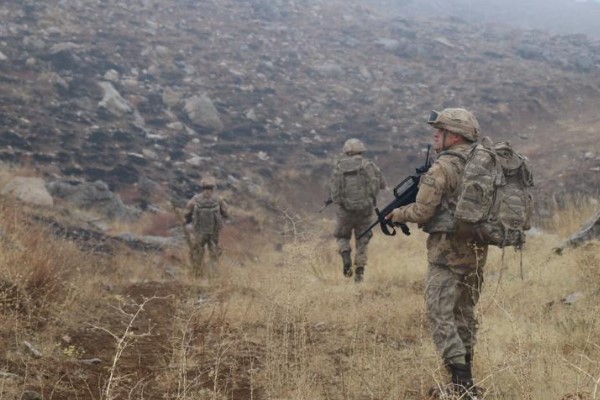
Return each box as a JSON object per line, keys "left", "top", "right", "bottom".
{"left": 329, "top": 138, "right": 386, "bottom": 283}
{"left": 387, "top": 109, "right": 487, "bottom": 399}
{"left": 184, "top": 176, "right": 229, "bottom": 273}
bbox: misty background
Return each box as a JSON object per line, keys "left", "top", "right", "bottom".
{"left": 365, "top": 0, "right": 600, "bottom": 39}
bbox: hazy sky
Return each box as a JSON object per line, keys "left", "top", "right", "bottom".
{"left": 366, "top": 0, "right": 600, "bottom": 38}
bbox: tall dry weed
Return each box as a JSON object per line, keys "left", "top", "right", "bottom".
{"left": 547, "top": 194, "right": 599, "bottom": 238}
{"left": 0, "top": 200, "right": 86, "bottom": 317}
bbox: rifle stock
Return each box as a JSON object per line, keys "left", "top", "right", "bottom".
{"left": 356, "top": 146, "right": 432, "bottom": 240}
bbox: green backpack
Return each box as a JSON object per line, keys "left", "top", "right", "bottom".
{"left": 193, "top": 195, "right": 221, "bottom": 234}
{"left": 330, "top": 155, "right": 379, "bottom": 211}
{"left": 454, "top": 137, "right": 534, "bottom": 248}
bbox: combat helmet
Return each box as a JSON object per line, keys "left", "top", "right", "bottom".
{"left": 427, "top": 108, "right": 480, "bottom": 142}
{"left": 343, "top": 138, "right": 366, "bottom": 155}
{"left": 200, "top": 176, "right": 217, "bottom": 189}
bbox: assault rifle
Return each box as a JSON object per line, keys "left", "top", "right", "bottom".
{"left": 356, "top": 145, "right": 433, "bottom": 240}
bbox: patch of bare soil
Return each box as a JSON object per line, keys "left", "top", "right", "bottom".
{"left": 34, "top": 280, "right": 263, "bottom": 400}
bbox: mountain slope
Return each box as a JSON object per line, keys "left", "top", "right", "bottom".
{"left": 0, "top": 0, "right": 598, "bottom": 213}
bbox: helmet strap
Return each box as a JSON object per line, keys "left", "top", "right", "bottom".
{"left": 442, "top": 130, "right": 448, "bottom": 150}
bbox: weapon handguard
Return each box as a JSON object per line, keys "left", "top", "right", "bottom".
{"left": 356, "top": 145, "right": 432, "bottom": 240}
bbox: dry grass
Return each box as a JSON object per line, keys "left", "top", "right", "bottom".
{"left": 170, "top": 206, "right": 600, "bottom": 400}
{"left": 546, "top": 194, "right": 600, "bottom": 238}
{"left": 0, "top": 164, "right": 39, "bottom": 187}
{"left": 0, "top": 193, "right": 598, "bottom": 399}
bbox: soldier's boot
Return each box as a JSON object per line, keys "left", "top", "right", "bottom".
{"left": 341, "top": 251, "right": 353, "bottom": 277}
{"left": 354, "top": 266, "right": 364, "bottom": 283}
{"left": 428, "top": 361, "right": 483, "bottom": 399}
{"left": 450, "top": 363, "right": 473, "bottom": 390}
{"left": 449, "top": 363, "right": 484, "bottom": 399}
{"left": 464, "top": 352, "right": 485, "bottom": 398}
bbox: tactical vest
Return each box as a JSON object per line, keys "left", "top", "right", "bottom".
{"left": 330, "top": 155, "right": 379, "bottom": 211}
{"left": 192, "top": 194, "right": 222, "bottom": 234}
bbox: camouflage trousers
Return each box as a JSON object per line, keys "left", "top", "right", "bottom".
{"left": 425, "top": 263, "right": 484, "bottom": 363}
{"left": 334, "top": 207, "right": 374, "bottom": 268}
{"left": 191, "top": 232, "right": 222, "bottom": 271}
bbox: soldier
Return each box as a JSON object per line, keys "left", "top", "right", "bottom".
{"left": 329, "top": 138, "right": 386, "bottom": 283}
{"left": 184, "top": 176, "right": 229, "bottom": 272}
{"left": 386, "top": 108, "right": 487, "bottom": 398}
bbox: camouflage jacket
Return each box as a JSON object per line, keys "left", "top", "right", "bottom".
{"left": 391, "top": 143, "right": 487, "bottom": 269}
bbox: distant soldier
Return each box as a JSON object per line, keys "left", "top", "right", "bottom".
{"left": 184, "top": 176, "right": 229, "bottom": 271}
{"left": 387, "top": 108, "right": 487, "bottom": 398}
{"left": 328, "top": 138, "right": 386, "bottom": 282}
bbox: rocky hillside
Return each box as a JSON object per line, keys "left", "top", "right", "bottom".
{"left": 0, "top": 0, "right": 599, "bottom": 213}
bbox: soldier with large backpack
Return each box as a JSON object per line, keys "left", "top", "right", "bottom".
{"left": 329, "top": 138, "right": 386, "bottom": 283}
{"left": 386, "top": 108, "right": 533, "bottom": 399}
{"left": 184, "top": 176, "right": 229, "bottom": 272}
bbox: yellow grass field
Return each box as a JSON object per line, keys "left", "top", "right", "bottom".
{"left": 0, "top": 197, "right": 598, "bottom": 400}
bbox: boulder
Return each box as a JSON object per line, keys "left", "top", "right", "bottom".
{"left": 1, "top": 177, "right": 54, "bottom": 207}
{"left": 98, "top": 82, "right": 133, "bottom": 116}
{"left": 183, "top": 95, "right": 223, "bottom": 133}
{"left": 46, "top": 180, "right": 139, "bottom": 219}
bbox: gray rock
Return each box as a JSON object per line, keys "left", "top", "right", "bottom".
{"left": 1, "top": 177, "right": 54, "bottom": 207}
{"left": 311, "top": 62, "right": 345, "bottom": 78}
{"left": 48, "top": 42, "right": 81, "bottom": 54}
{"left": 23, "top": 340, "right": 43, "bottom": 359}
{"left": 46, "top": 180, "right": 139, "bottom": 220}
{"left": 162, "top": 87, "right": 182, "bottom": 108}
{"left": 186, "top": 155, "right": 209, "bottom": 167}
{"left": 167, "top": 122, "right": 184, "bottom": 130}
{"left": 98, "top": 81, "right": 133, "bottom": 116}
{"left": 0, "top": 371, "right": 20, "bottom": 380}
{"left": 561, "top": 292, "right": 584, "bottom": 305}
{"left": 374, "top": 37, "right": 400, "bottom": 51}
{"left": 103, "top": 69, "right": 120, "bottom": 82}
{"left": 184, "top": 95, "right": 223, "bottom": 133}
{"left": 515, "top": 43, "right": 545, "bottom": 61}
{"left": 80, "top": 357, "right": 102, "bottom": 365}
{"left": 115, "top": 233, "right": 176, "bottom": 249}
{"left": 21, "top": 390, "right": 42, "bottom": 400}
{"left": 0, "top": 51, "right": 7, "bottom": 62}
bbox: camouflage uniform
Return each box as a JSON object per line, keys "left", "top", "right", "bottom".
{"left": 329, "top": 139, "right": 386, "bottom": 281}
{"left": 334, "top": 204, "right": 376, "bottom": 270}
{"left": 390, "top": 109, "right": 487, "bottom": 397}
{"left": 184, "top": 185, "right": 229, "bottom": 270}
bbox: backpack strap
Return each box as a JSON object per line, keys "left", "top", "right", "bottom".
{"left": 438, "top": 150, "right": 468, "bottom": 163}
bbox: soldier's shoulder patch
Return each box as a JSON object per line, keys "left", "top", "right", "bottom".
{"left": 421, "top": 175, "right": 436, "bottom": 187}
